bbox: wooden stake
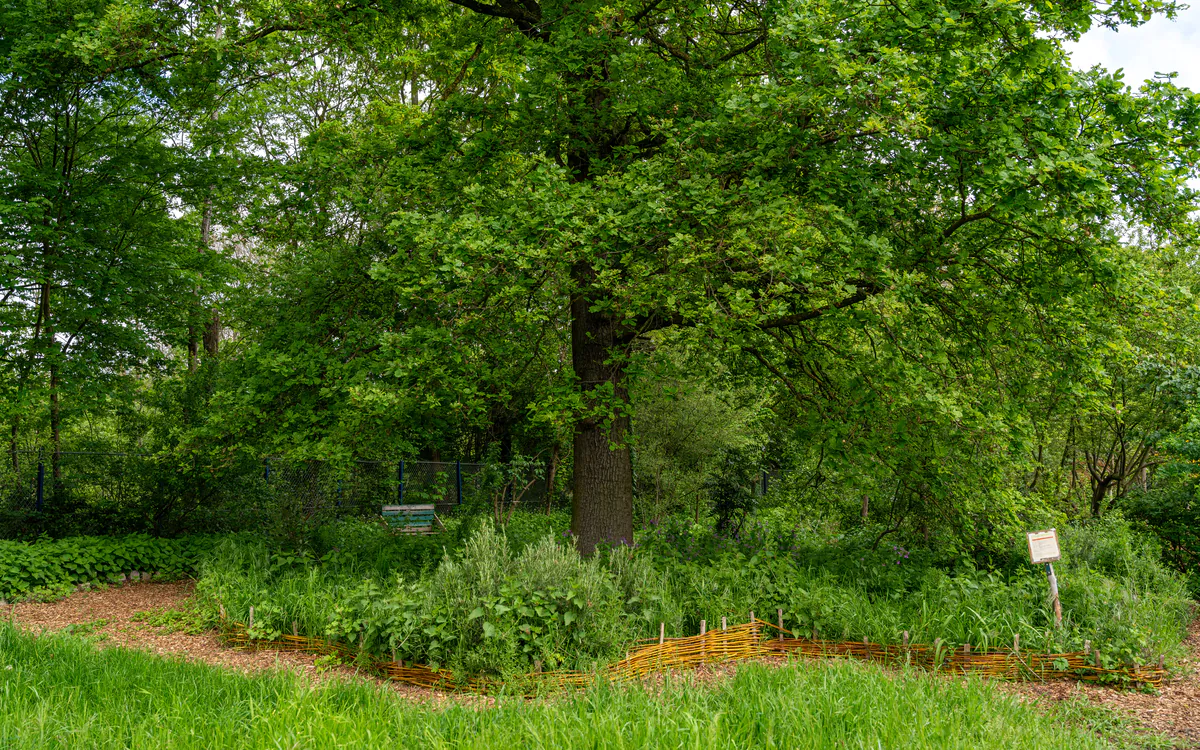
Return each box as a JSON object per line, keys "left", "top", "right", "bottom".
{"left": 1013, "top": 634, "right": 1019, "bottom": 654}
{"left": 248, "top": 606, "right": 255, "bottom": 632}
{"left": 219, "top": 603, "right": 226, "bottom": 621}
{"left": 1083, "top": 640, "right": 1090, "bottom": 655}
{"left": 902, "top": 631, "right": 909, "bottom": 650}
{"left": 749, "top": 611, "right": 754, "bottom": 624}
{"left": 963, "top": 643, "right": 970, "bottom": 655}
{"left": 721, "top": 617, "right": 727, "bottom": 631}
{"left": 700, "top": 619, "right": 706, "bottom": 636}
{"left": 659, "top": 622, "right": 665, "bottom": 645}
{"left": 777, "top": 609, "right": 784, "bottom": 641}
{"left": 292, "top": 621, "right": 298, "bottom": 637}
{"left": 1045, "top": 563, "right": 1063, "bottom": 629}
{"left": 1093, "top": 648, "right": 1101, "bottom": 668}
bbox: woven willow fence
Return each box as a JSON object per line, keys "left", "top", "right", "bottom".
{"left": 218, "top": 616, "right": 1166, "bottom": 694}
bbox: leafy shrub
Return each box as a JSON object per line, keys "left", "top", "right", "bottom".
{"left": 0, "top": 534, "right": 225, "bottom": 601}
{"left": 196, "top": 520, "right": 661, "bottom": 677}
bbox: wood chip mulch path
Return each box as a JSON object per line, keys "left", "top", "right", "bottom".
{"left": 4, "top": 581, "right": 469, "bottom": 706}
{"left": 1002, "top": 615, "right": 1200, "bottom": 748}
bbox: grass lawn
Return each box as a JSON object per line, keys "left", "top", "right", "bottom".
{"left": 0, "top": 623, "right": 1157, "bottom": 749}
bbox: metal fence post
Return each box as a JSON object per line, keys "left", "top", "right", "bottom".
{"left": 398, "top": 460, "right": 405, "bottom": 504}
{"left": 36, "top": 450, "right": 45, "bottom": 512}
{"left": 264, "top": 458, "right": 271, "bottom": 484}
{"left": 456, "top": 460, "right": 463, "bottom": 505}
{"left": 762, "top": 470, "right": 768, "bottom": 496}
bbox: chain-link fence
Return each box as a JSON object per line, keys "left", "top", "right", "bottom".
{"left": 0, "top": 451, "right": 558, "bottom": 540}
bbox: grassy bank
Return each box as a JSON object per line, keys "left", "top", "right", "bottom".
{"left": 0, "top": 623, "right": 1142, "bottom": 749}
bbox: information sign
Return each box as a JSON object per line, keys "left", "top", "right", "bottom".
{"left": 1027, "top": 529, "right": 1061, "bottom": 564}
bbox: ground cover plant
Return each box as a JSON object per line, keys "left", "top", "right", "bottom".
{"left": 191, "top": 511, "right": 1192, "bottom": 681}
{"left": 0, "top": 622, "right": 1160, "bottom": 750}
{"left": 0, "top": 534, "right": 224, "bottom": 602}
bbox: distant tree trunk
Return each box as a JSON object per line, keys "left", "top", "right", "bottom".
{"left": 569, "top": 265, "right": 634, "bottom": 555}
{"left": 544, "top": 442, "right": 559, "bottom": 515}
{"left": 188, "top": 327, "right": 199, "bottom": 372}
{"left": 193, "top": 24, "right": 223, "bottom": 369}
{"left": 200, "top": 198, "right": 220, "bottom": 358}
{"left": 49, "top": 361, "right": 61, "bottom": 480}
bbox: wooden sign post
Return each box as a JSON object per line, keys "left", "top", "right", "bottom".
{"left": 1027, "top": 529, "right": 1062, "bottom": 628}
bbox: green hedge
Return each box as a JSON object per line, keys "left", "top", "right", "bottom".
{"left": 0, "top": 534, "right": 225, "bottom": 601}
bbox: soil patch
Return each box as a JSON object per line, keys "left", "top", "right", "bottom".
{"left": 1002, "top": 616, "right": 1200, "bottom": 747}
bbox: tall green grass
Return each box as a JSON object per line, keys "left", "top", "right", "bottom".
{"left": 0, "top": 624, "right": 1136, "bottom": 749}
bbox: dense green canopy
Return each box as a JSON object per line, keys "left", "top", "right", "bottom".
{"left": 2, "top": 0, "right": 1199, "bottom": 555}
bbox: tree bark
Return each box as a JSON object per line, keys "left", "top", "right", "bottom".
{"left": 49, "top": 361, "right": 61, "bottom": 480}
{"left": 200, "top": 198, "right": 221, "bottom": 358}
{"left": 1090, "top": 478, "right": 1111, "bottom": 517}
{"left": 544, "top": 442, "right": 559, "bottom": 515}
{"left": 569, "top": 265, "right": 634, "bottom": 555}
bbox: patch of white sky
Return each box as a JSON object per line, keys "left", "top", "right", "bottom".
{"left": 1064, "top": 4, "right": 1200, "bottom": 90}
{"left": 1064, "top": 6, "right": 1200, "bottom": 204}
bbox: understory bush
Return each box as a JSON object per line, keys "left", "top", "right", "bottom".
{"left": 196, "top": 520, "right": 659, "bottom": 676}
{"left": 640, "top": 513, "right": 1193, "bottom": 665}
{"left": 192, "top": 512, "right": 1192, "bottom": 679}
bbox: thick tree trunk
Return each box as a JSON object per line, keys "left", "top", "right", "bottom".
{"left": 570, "top": 266, "right": 634, "bottom": 555}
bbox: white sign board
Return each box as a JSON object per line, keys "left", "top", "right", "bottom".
{"left": 1027, "top": 529, "right": 1061, "bottom": 564}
